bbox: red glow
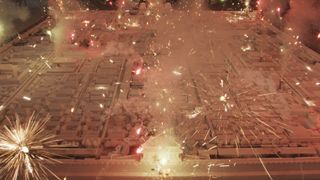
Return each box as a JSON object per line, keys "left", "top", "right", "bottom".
{"left": 277, "top": 7, "right": 280, "bottom": 12}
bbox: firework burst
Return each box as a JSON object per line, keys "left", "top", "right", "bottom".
{"left": 0, "top": 113, "right": 60, "bottom": 180}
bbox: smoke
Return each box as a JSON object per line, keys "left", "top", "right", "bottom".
{"left": 258, "top": 0, "right": 320, "bottom": 53}
{"left": 50, "top": 18, "right": 71, "bottom": 54}
{"left": 0, "top": 1, "right": 30, "bottom": 42}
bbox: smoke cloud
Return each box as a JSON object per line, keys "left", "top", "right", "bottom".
{"left": 258, "top": 0, "right": 320, "bottom": 53}
{"left": 0, "top": 1, "right": 30, "bottom": 43}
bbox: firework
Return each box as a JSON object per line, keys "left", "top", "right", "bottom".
{"left": 0, "top": 113, "right": 60, "bottom": 180}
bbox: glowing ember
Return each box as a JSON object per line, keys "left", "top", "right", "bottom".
{"left": 186, "top": 107, "right": 202, "bottom": 119}
{"left": 136, "top": 146, "right": 143, "bottom": 154}
{"left": 136, "top": 128, "right": 142, "bottom": 135}
{"left": 303, "top": 98, "right": 316, "bottom": 107}
{"left": 22, "top": 96, "right": 31, "bottom": 101}
{"left": 46, "top": 30, "right": 52, "bottom": 39}
{"left": 0, "top": 105, "right": 4, "bottom": 111}
{"left": 172, "top": 70, "right": 182, "bottom": 76}
{"left": 306, "top": 66, "right": 312, "bottom": 71}
{"left": 133, "top": 67, "right": 142, "bottom": 75}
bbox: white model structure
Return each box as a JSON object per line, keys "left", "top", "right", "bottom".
{"left": 0, "top": 1, "right": 320, "bottom": 179}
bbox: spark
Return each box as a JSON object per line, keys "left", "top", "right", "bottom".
{"left": 22, "top": 96, "right": 31, "bottom": 101}
{"left": 186, "top": 107, "right": 202, "bottom": 119}
{"left": 306, "top": 66, "right": 312, "bottom": 71}
{"left": 0, "top": 113, "right": 59, "bottom": 180}
{"left": 99, "top": 104, "right": 104, "bottom": 109}
{"left": 44, "top": 61, "right": 52, "bottom": 69}
{"left": 0, "top": 105, "right": 4, "bottom": 111}
{"left": 136, "top": 146, "right": 143, "bottom": 154}
{"left": 172, "top": 70, "right": 182, "bottom": 76}
{"left": 70, "top": 107, "right": 75, "bottom": 113}
{"left": 136, "top": 128, "right": 142, "bottom": 135}
{"left": 241, "top": 45, "right": 252, "bottom": 52}
{"left": 220, "top": 79, "right": 224, "bottom": 88}
{"left": 317, "top": 33, "right": 320, "bottom": 39}
{"left": 96, "top": 86, "right": 107, "bottom": 90}
{"left": 303, "top": 98, "right": 316, "bottom": 107}
{"left": 82, "top": 20, "right": 90, "bottom": 27}
{"left": 133, "top": 67, "right": 142, "bottom": 75}
{"left": 219, "top": 94, "right": 227, "bottom": 102}
{"left": 106, "top": 25, "right": 115, "bottom": 31}
{"left": 46, "top": 30, "right": 52, "bottom": 39}
{"left": 207, "top": 145, "right": 217, "bottom": 151}
{"left": 125, "top": 21, "right": 140, "bottom": 28}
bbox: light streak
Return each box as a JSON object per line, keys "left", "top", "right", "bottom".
{"left": 22, "top": 96, "right": 31, "bottom": 101}
{"left": 136, "top": 128, "right": 142, "bottom": 135}
{"left": 303, "top": 98, "right": 316, "bottom": 107}
{"left": 45, "top": 61, "right": 52, "bottom": 69}
{"left": 186, "top": 107, "right": 202, "bottom": 119}
{"left": 305, "top": 66, "right": 312, "bottom": 71}
{"left": 96, "top": 86, "right": 107, "bottom": 90}
{"left": 172, "top": 70, "right": 182, "bottom": 76}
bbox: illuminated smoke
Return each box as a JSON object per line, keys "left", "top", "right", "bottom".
{"left": 258, "top": 0, "right": 320, "bottom": 52}
{"left": 0, "top": 1, "right": 30, "bottom": 42}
